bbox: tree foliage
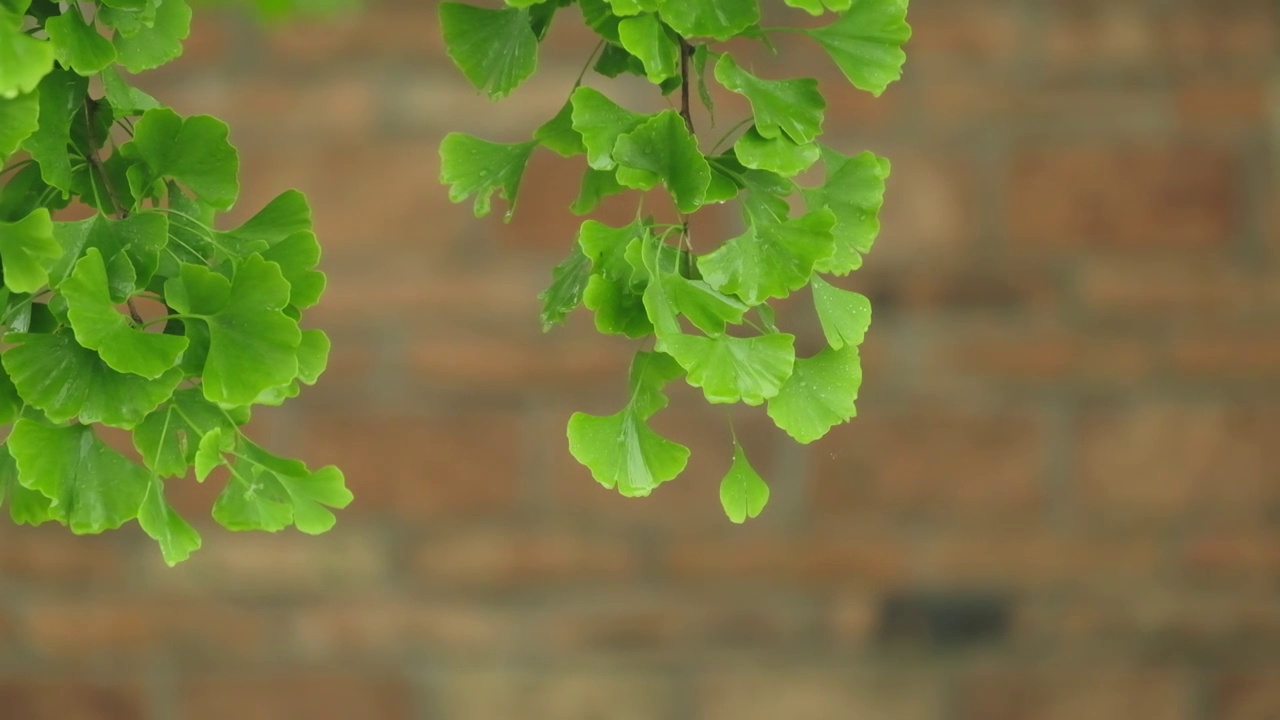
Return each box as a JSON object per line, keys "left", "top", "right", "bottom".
{"left": 440, "top": 0, "right": 911, "bottom": 521}
{"left": 0, "top": 0, "right": 349, "bottom": 564}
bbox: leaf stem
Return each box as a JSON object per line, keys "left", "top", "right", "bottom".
{"left": 574, "top": 39, "right": 606, "bottom": 88}
{"left": 677, "top": 35, "right": 696, "bottom": 267}
{"left": 708, "top": 117, "right": 752, "bottom": 155}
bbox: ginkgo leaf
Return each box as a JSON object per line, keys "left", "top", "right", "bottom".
{"left": 49, "top": 211, "right": 168, "bottom": 291}
{"left": 618, "top": 13, "right": 679, "bottom": 84}
{"left": 63, "top": 248, "right": 189, "bottom": 379}
{"left": 0, "top": 362, "right": 19, "bottom": 424}
{"left": 714, "top": 54, "right": 825, "bottom": 144}
{"left": 733, "top": 127, "right": 820, "bottom": 177}
{"left": 567, "top": 351, "right": 688, "bottom": 496}
{"left": 98, "top": 0, "right": 160, "bottom": 37}
{"left": 296, "top": 329, "right": 330, "bottom": 386}
{"left": 3, "top": 332, "right": 182, "bottom": 428}
{"left": 533, "top": 99, "right": 585, "bottom": 157}
{"left": 719, "top": 442, "right": 769, "bottom": 523}
{"left": 783, "top": 0, "right": 852, "bottom": 15}
{"left": 100, "top": 66, "right": 160, "bottom": 116}
{"left": 657, "top": 0, "right": 758, "bottom": 41}
{"left": 439, "top": 133, "right": 536, "bottom": 220}
{"left": 662, "top": 274, "right": 747, "bottom": 337}
{"left": 0, "top": 91, "right": 38, "bottom": 161}
{"left": 604, "top": 0, "right": 657, "bottom": 15}
{"left": 811, "top": 275, "right": 871, "bottom": 350}
{"left": 538, "top": 244, "right": 591, "bottom": 331}
{"left": 571, "top": 166, "right": 628, "bottom": 214}
{"left": 612, "top": 110, "right": 710, "bottom": 213}
{"left": 194, "top": 427, "right": 222, "bottom": 481}
{"left": 0, "top": 443, "right": 55, "bottom": 526}
{"left": 805, "top": 0, "right": 911, "bottom": 96}
{"left": 218, "top": 189, "right": 312, "bottom": 254}
{"left": 440, "top": 2, "right": 537, "bottom": 99}
{"left": 213, "top": 439, "right": 351, "bottom": 533}
{"left": 132, "top": 387, "right": 237, "bottom": 479}
{"left": 45, "top": 7, "right": 117, "bottom": 75}
{"left": 0, "top": 20, "right": 54, "bottom": 98}
{"left": 259, "top": 231, "right": 326, "bottom": 308}
{"left": 112, "top": 0, "right": 191, "bottom": 74}
{"left": 578, "top": 218, "right": 645, "bottom": 282}
{"left": 697, "top": 209, "right": 836, "bottom": 306}
{"left": 21, "top": 68, "right": 85, "bottom": 192}
{"left": 582, "top": 273, "right": 651, "bottom": 337}
{"left": 165, "top": 256, "right": 302, "bottom": 406}
{"left": 9, "top": 419, "right": 149, "bottom": 534}
{"left": 0, "top": 207, "right": 60, "bottom": 292}
{"left": 806, "top": 148, "right": 890, "bottom": 275}
{"left": 766, "top": 344, "right": 861, "bottom": 443}
{"left": 664, "top": 332, "right": 795, "bottom": 405}
{"left": 120, "top": 107, "right": 239, "bottom": 210}
{"left": 137, "top": 475, "right": 201, "bottom": 565}
{"left": 570, "top": 86, "right": 650, "bottom": 171}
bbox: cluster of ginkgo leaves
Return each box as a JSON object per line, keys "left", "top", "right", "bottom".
{"left": 439, "top": 0, "right": 910, "bottom": 522}
{"left": 0, "top": 0, "right": 350, "bottom": 564}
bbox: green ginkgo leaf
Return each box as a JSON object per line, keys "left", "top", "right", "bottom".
{"left": 213, "top": 465, "right": 293, "bottom": 532}
{"left": 719, "top": 442, "right": 769, "bottom": 523}
{"left": 3, "top": 332, "right": 183, "bottom": 428}
{"left": 570, "top": 86, "right": 650, "bottom": 171}
{"left": 766, "top": 344, "right": 861, "bottom": 443}
{"left": 805, "top": 148, "right": 890, "bottom": 275}
{"left": 0, "top": 20, "right": 54, "bottom": 98}
{"left": 63, "top": 248, "right": 189, "bottom": 379}
{"left": 112, "top": 0, "right": 191, "bottom": 73}
{"left": 212, "top": 438, "right": 351, "bottom": 533}
{"left": 582, "top": 273, "right": 651, "bottom": 337}
{"left": 132, "top": 387, "right": 237, "bottom": 479}
{"left": 698, "top": 209, "right": 836, "bottom": 306}
{"left": 811, "top": 275, "right": 871, "bottom": 350}
{"left": 612, "top": 110, "right": 710, "bottom": 214}
{"left": 49, "top": 211, "right": 169, "bottom": 291}
{"left": 805, "top": 0, "right": 911, "bottom": 96}
{"left": 733, "top": 127, "right": 820, "bottom": 177}
{"left": 665, "top": 331, "right": 795, "bottom": 405}
{"left": 567, "top": 351, "right": 688, "bottom": 496}
{"left": 604, "top": 0, "right": 658, "bottom": 15}
{"left": 164, "top": 256, "right": 302, "bottom": 406}
{"left": 440, "top": 2, "right": 538, "bottom": 99}
{"left": 45, "top": 8, "right": 117, "bottom": 75}
{"left": 618, "top": 12, "right": 680, "bottom": 84}
{"left": 121, "top": 107, "right": 239, "bottom": 210}
{"left": 9, "top": 419, "right": 149, "bottom": 534}
{"left": 259, "top": 231, "right": 326, "bottom": 308}
{"left": 714, "top": 54, "right": 825, "bottom": 144}
{"left": 0, "top": 442, "right": 55, "bottom": 526}
{"left": 439, "top": 133, "right": 536, "bottom": 220}
{"left": 20, "top": 68, "right": 85, "bottom": 193}
{"left": 218, "top": 189, "right": 312, "bottom": 254}
{"left": 137, "top": 475, "right": 201, "bottom": 566}
{"left": 0, "top": 207, "right": 60, "bottom": 292}
{"left": 783, "top": 0, "right": 852, "bottom": 15}
{"left": 0, "top": 91, "right": 38, "bottom": 162}
{"left": 538, "top": 244, "right": 591, "bottom": 331}
{"left": 657, "top": 0, "right": 758, "bottom": 41}
{"left": 533, "top": 98, "right": 585, "bottom": 157}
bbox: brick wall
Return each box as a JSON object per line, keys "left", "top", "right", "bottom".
{"left": 1, "top": 0, "right": 1278, "bottom": 718}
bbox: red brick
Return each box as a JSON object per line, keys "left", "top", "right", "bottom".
{"left": 291, "top": 410, "right": 522, "bottom": 518}
{"left": 1075, "top": 402, "right": 1280, "bottom": 522}
{"left": 257, "top": 2, "right": 445, "bottom": 65}
{"left": 1176, "top": 80, "right": 1272, "bottom": 128}
{"left": 938, "top": 321, "right": 1155, "bottom": 387}
{"left": 137, "top": 527, "right": 393, "bottom": 596}
{"left": 827, "top": 590, "right": 879, "bottom": 646}
{"left": 1023, "top": 589, "right": 1280, "bottom": 657}
{"left": 870, "top": 150, "right": 980, "bottom": 267}
{"left": 1007, "top": 144, "right": 1236, "bottom": 250}
{"left": 904, "top": 0, "right": 1025, "bottom": 70}
{"left": 666, "top": 529, "right": 909, "bottom": 588}
{"left": 917, "top": 529, "right": 1163, "bottom": 590}
{"left": 537, "top": 590, "right": 811, "bottom": 656}
{"left": 0, "top": 524, "right": 124, "bottom": 588}
{"left": 24, "top": 599, "right": 272, "bottom": 663}
{"left": 811, "top": 406, "right": 1045, "bottom": 523}
{"left": 698, "top": 669, "right": 945, "bottom": 720}
{"left": 0, "top": 679, "right": 148, "bottom": 720}
{"left": 1216, "top": 671, "right": 1280, "bottom": 720}
{"left": 437, "top": 669, "right": 674, "bottom": 720}
{"left": 1160, "top": 2, "right": 1279, "bottom": 70}
{"left": 1182, "top": 529, "right": 1280, "bottom": 583}
{"left": 180, "top": 673, "right": 414, "bottom": 720}
{"left": 410, "top": 526, "right": 641, "bottom": 589}
{"left": 959, "top": 666, "right": 1192, "bottom": 720}
{"left": 1044, "top": 3, "right": 1163, "bottom": 73}
{"left": 1077, "top": 257, "right": 1280, "bottom": 323}
{"left": 287, "top": 599, "right": 516, "bottom": 660}
{"left": 1170, "top": 332, "right": 1280, "bottom": 381}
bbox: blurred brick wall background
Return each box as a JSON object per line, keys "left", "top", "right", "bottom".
{"left": 2, "top": 0, "right": 1279, "bottom": 718}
